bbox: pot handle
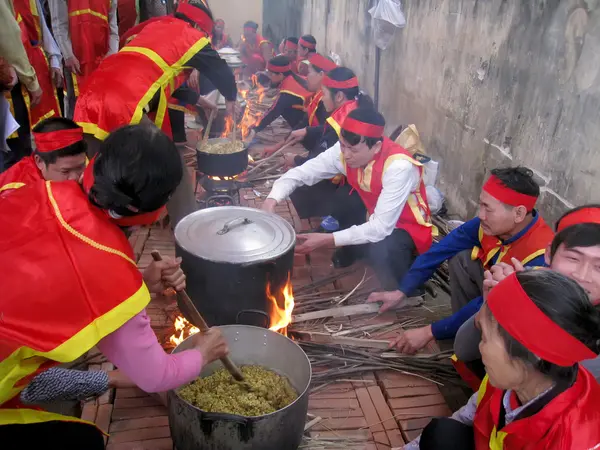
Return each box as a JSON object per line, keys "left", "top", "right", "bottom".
{"left": 236, "top": 309, "right": 271, "bottom": 328}
{"left": 217, "top": 217, "right": 252, "bottom": 235}
{"left": 200, "top": 411, "right": 254, "bottom": 441}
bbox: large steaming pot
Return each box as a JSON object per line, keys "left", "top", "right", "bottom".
{"left": 174, "top": 207, "right": 295, "bottom": 327}
{"left": 168, "top": 325, "right": 311, "bottom": 450}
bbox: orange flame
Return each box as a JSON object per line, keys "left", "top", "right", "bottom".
{"left": 208, "top": 175, "right": 237, "bottom": 181}
{"left": 169, "top": 315, "right": 200, "bottom": 347}
{"left": 220, "top": 116, "right": 234, "bottom": 138}
{"left": 267, "top": 273, "right": 294, "bottom": 336}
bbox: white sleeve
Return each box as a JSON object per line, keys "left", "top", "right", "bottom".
{"left": 38, "top": 0, "right": 62, "bottom": 69}
{"left": 49, "top": 0, "right": 73, "bottom": 60}
{"left": 333, "top": 159, "right": 419, "bottom": 247}
{"left": 107, "top": 0, "right": 119, "bottom": 55}
{"left": 267, "top": 142, "right": 346, "bottom": 203}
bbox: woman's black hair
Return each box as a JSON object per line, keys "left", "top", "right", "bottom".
{"left": 268, "top": 55, "right": 299, "bottom": 80}
{"left": 324, "top": 66, "right": 374, "bottom": 110}
{"left": 174, "top": 1, "right": 213, "bottom": 26}
{"left": 490, "top": 167, "right": 540, "bottom": 199}
{"left": 488, "top": 270, "right": 600, "bottom": 383}
{"left": 285, "top": 37, "right": 298, "bottom": 46}
{"left": 89, "top": 124, "right": 183, "bottom": 216}
{"left": 33, "top": 117, "right": 87, "bottom": 165}
{"left": 310, "top": 56, "right": 335, "bottom": 74}
{"left": 340, "top": 107, "right": 385, "bottom": 149}
{"left": 299, "top": 34, "right": 317, "bottom": 52}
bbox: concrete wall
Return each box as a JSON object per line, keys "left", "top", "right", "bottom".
{"left": 263, "top": 0, "right": 600, "bottom": 223}
{"left": 211, "top": 0, "right": 263, "bottom": 45}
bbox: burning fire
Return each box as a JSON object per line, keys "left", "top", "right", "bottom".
{"left": 267, "top": 273, "right": 294, "bottom": 336}
{"left": 208, "top": 175, "right": 237, "bottom": 181}
{"left": 220, "top": 116, "right": 234, "bottom": 138}
{"left": 219, "top": 78, "right": 267, "bottom": 140}
{"left": 170, "top": 316, "right": 200, "bottom": 346}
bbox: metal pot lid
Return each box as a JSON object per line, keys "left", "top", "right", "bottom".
{"left": 175, "top": 206, "right": 296, "bottom": 264}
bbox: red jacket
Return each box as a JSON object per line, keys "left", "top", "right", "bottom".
{"left": 344, "top": 138, "right": 434, "bottom": 254}
{"left": 306, "top": 91, "right": 324, "bottom": 126}
{"left": 474, "top": 369, "right": 600, "bottom": 449}
{"left": 0, "top": 156, "right": 41, "bottom": 197}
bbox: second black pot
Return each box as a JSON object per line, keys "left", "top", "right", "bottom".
{"left": 197, "top": 138, "right": 248, "bottom": 177}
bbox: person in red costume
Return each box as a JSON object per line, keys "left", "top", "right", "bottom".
{"left": 263, "top": 108, "right": 435, "bottom": 288}
{"left": 238, "top": 20, "right": 272, "bottom": 78}
{"left": 283, "top": 37, "right": 299, "bottom": 73}
{"left": 0, "top": 117, "right": 87, "bottom": 197}
{"left": 404, "top": 270, "right": 600, "bottom": 450}
{"left": 0, "top": 124, "right": 229, "bottom": 448}
{"left": 212, "top": 18, "right": 233, "bottom": 50}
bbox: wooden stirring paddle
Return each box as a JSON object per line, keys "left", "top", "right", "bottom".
{"left": 151, "top": 251, "right": 245, "bottom": 382}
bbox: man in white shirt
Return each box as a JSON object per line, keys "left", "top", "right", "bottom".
{"left": 262, "top": 108, "right": 435, "bottom": 289}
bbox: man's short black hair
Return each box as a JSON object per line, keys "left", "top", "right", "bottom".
{"left": 300, "top": 34, "right": 316, "bottom": 50}
{"left": 243, "top": 20, "right": 258, "bottom": 30}
{"left": 340, "top": 107, "right": 384, "bottom": 149}
{"left": 33, "top": 117, "right": 86, "bottom": 166}
{"left": 490, "top": 167, "right": 540, "bottom": 198}
{"left": 285, "top": 37, "right": 298, "bottom": 45}
{"left": 550, "top": 204, "right": 600, "bottom": 258}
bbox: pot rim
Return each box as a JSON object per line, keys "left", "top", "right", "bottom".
{"left": 169, "top": 324, "right": 312, "bottom": 420}
{"left": 197, "top": 138, "right": 247, "bottom": 155}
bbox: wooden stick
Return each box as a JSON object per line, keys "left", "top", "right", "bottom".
{"left": 292, "top": 331, "right": 391, "bottom": 349}
{"left": 246, "top": 141, "right": 295, "bottom": 175}
{"left": 292, "top": 298, "right": 423, "bottom": 323}
{"left": 151, "top": 251, "right": 245, "bottom": 382}
{"left": 201, "top": 109, "right": 217, "bottom": 148}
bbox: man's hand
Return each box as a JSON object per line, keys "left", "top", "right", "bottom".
{"left": 284, "top": 128, "right": 307, "bottom": 145}
{"left": 389, "top": 325, "right": 434, "bottom": 355}
{"left": 64, "top": 56, "right": 80, "bottom": 75}
{"left": 367, "top": 290, "right": 406, "bottom": 313}
{"left": 483, "top": 258, "right": 525, "bottom": 299}
{"left": 261, "top": 144, "right": 280, "bottom": 157}
{"left": 29, "top": 87, "right": 43, "bottom": 106}
{"left": 188, "top": 69, "right": 200, "bottom": 91}
{"left": 107, "top": 370, "right": 136, "bottom": 389}
{"left": 283, "top": 152, "right": 296, "bottom": 168}
{"left": 261, "top": 198, "right": 277, "bottom": 213}
{"left": 295, "top": 233, "right": 334, "bottom": 254}
{"left": 143, "top": 256, "right": 186, "bottom": 294}
{"left": 244, "top": 128, "right": 256, "bottom": 145}
{"left": 50, "top": 67, "right": 63, "bottom": 88}
{"left": 7, "top": 66, "right": 17, "bottom": 89}
{"left": 190, "top": 328, "right": 229, "bottom": 364}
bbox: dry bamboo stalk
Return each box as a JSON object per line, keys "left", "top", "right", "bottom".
{"left": 333, "top": 322, "right": 395, "bottom": 336}
{"left": 292, "top": 331, "right": 391, "bottom": 349}
{"left": 304, "top": 416, "right": 322, "bottom": 431}
{"left": 292, "top": 304, "right": 381, "bottom": 323}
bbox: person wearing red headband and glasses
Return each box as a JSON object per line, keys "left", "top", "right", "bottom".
{"left": 247, "top": 55, "right": 313, "bottom": 139}
{"left": 452, "top": 205, "right": 600, "bottom": 388}
{"left": 282, "top": 37, "right": 299, "bottom": 73}
{"left": 367, "top": 167, "right": 554, "bottom": 356}
{"left": 0, "top": 124, "right": 229, "bottom": 448}
{"left": 404, "top": 270, "right": 600, "bottom": 450}
{"left": 296, "top": 35, "right": 317, "bottom": 76}
{"left": 263, "top": 108, "right": 434, "bottom": 289}
{"left": 0, "top": 117, "right": 87, "bottom": 197}
{"left": 238, "top": 20, "right": 272, "bottom": 78}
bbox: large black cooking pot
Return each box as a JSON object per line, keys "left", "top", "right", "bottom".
{"left": 197, "top": 137, "right": 249, "bottom": 177}
{"left": 168, "top": 325, "right": 311, "bottom": 450}
{"left": 174, "top": 207, "right": 296, "bottom": 327}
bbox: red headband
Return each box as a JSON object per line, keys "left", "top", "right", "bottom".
{"left": 177, "top": 3, "right": 213, "bottom": 33}
{"left": 482, "top": 175, "right": 538, "bottom": 210}
{"left": 267, "top": 62, "right": 291, "bottom": 73}
{"left": 299, "top": 37, "right": 315, "bottom": 50}
{"left": 244, "top": 26, "right": 257, "bottom": 33}
{"left": 322, "top": 74, "right": 359, "bottom": 89}
{"left": 487, "top": 273, "right": 596, "bottom": 366}
{"left": 342, "top": 117, "right": 384, "bottom": 138}
{"left": 285, "top": 40, "right": 298, "bottom": 50}
{"left": 82, "top": 157, "right": 166, "bottom": 227}
{"left": 33, "top": 128, "right": 83, "bottom": 153}
{"left": 557, "top": 207, "right": 600, "bottom": 233}
{"left": 308, "top": 53, "right": 337, "bottom": 72}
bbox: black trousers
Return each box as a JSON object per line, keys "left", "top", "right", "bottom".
{"left": 0, "top": 420, "right": 105, "bottom": 450}
{"left": 448, "top": 249, "right": 484, "bottom": 313}
{"left": 419, "top": 417, "right": 475, "bottom": 450}
{"left": 3, "top": 83, "right": 32, "bottom": 171}
{"left": 290, "top": 182, "right": 417, "bottom": 289}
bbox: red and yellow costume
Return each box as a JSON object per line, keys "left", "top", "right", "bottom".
{"left": 5, "top": 0, "right": 61, "bottom": 133}
{"left": 240, "top": 32, "right": 271, "bottom": 74}
{"left": 306, "top": 91, "right": 324, "bottom": 126}
{"left": 117, "top": 0, "right": 140, "bottom": 38}
{"left": 326, "top": 99, "right": 358, "bottom": 137}
{"left": 0, "top": 180, "right": 149, "bottom": 432}
{"left": 472, "top": 273, "right": 600, "bottom": 449}
{"left": 74, "top": 15, "right": 210, "bottom": 140}
{"left": 343, "top": 134, "right": 434, "bottom": 255}
{"left": 0, "top": 156, "right": 41, "bottom": 197}
{"left": 67, "top": 0, "right": 112, "bottom": 96}
{"left": 279, "top": 74, "right": 313, "bottom": 108}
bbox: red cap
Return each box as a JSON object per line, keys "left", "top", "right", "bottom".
{"left": 308, "top": 53, "right": 337, "bottom": 72}
{"left": 482, "top": 175, "right": 538, "bottom": 210}
{"left": 177, "top": 3, "right": 213, "bottom": 34}
{"left": 341, "top": 117, "right": 384, "bottom": 138}
{"left": 285, "top": 40, "right": 298, "bottom": 50}
{"left": 487, "top": 273, "right": 596, "bottom": 367}
{"left": 556, "top": 207, "right": 600, "bottom": 233}
{"left": 267, "top": 61, "right": 291, "bottom": 73}
{"left": 322, "top": 74, "right": 359, "bottom": 89}
{"left": 33, "top": 127, "right": 83, "bottom": 153}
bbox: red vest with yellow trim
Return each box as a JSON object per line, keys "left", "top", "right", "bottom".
{"left": 326, "top": 99, "right": 358, "bottom": 137}
{"left": 306, "top": 91, "right": 324, "bottom": 126}
{"left": 0, "top": 156, "right": 42, "bottom": 198}
{"left": 68, "top": 0, "right": 111, "bottom": 94}
{"left": 8, "top": 0, "right": 61, "bottom": 130}
{"left": 0, "top": 180, "right": 150, "bottom": 428}
{"left": 117, "top": 0, "right": 139, "bottom": 38}
{"left": 279, "top": 74, "right": 313, "bottom": 107}
{"left": 472, "top": 217, "right": 554, "bottom": 269}
{"left": 343, "top": 137, "right": 434, "bottom": 254}
{"left": 473, "top": 371, "right": 600, "bottom": 449}
{"left": 74, "top": 16, "right": 210, "bottom": 140}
